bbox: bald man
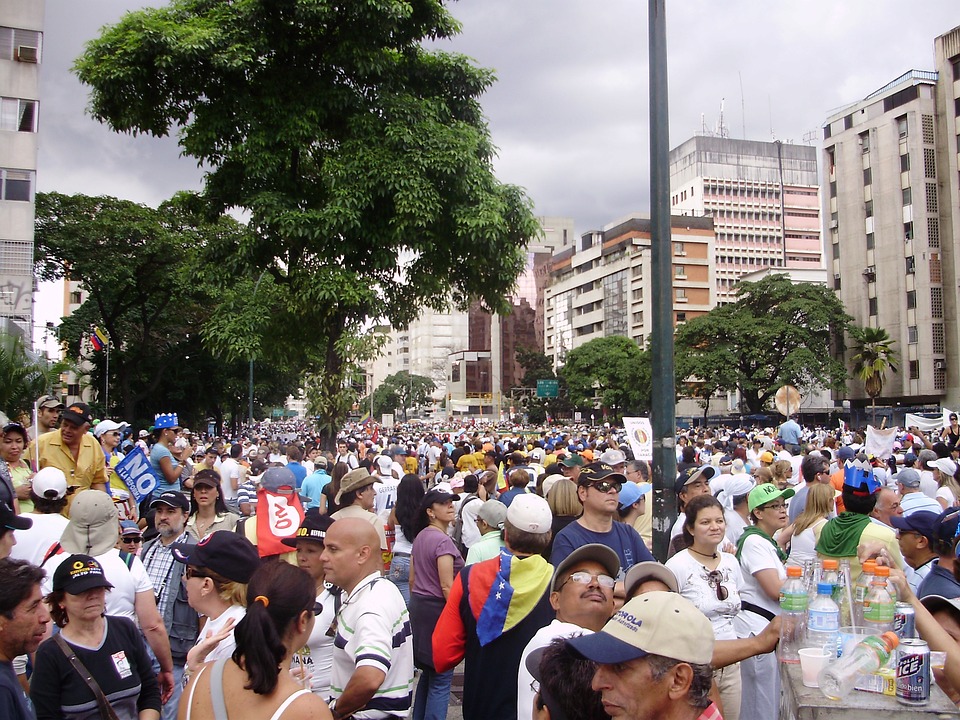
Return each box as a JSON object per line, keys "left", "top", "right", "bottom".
{"left": 321, "top": 518, "right": 414, "bottom": 720}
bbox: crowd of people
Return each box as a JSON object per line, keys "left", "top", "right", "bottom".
{"left": 1, "top": 398, "right": 960, "bottom": 720}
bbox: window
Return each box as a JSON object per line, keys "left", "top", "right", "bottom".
{"left": 905, "top": 256, "right": 915, "bottom": 274}
{"left": 860, "top": 131, "right": 870, "bottom": 152}
{"left": 69, "top": 290, "right": 82, "bottom": 305}
{"left": 67, "top": 383, "right": 80, "bottom": 397}
{"left": 673, "top": 242, "right": 685, "bottom": 255}
{"left": 832, "top": 243, "right": 840, "bottom": 259}
{"left": 829, "top": 181, "right": 837, "bottom": 198}
{"left": 0, "top": 98, "right": 37, "bottom": 133}
{"left": 864, "top": 200, "right": 873, "bottom": 218}
{"left": 676, "top": 312, "right": 687, "bottom": 323}
{"left": 866, "top": 233, "right": 875, "bottom": 250}
{"left": 909, "top": 360, "right": 919, "bottom": 380}
{"left": 904, "top": 222, "right": 914, "bottom": 241}
{"left": 675, "top": 288, "right": 687, "bottom": 302}
{"left": 954, "top": 57, "right": 960, "bottom": 81}
{"left": 868, "top": 297, "right": 878, "bottom": 316}
{"left": 906, "top": 290, "right": 917, "bottom": 310}
{"left": 863, "top": 168, "right": 872, "bottom": 186}
{"left": 0, "top": 168, "right": 33, "bottom": 201}
{"left": 0, "top": 239, "right": 32, "bottom": 275}
{"left": 900, "top": 153, "right": 910, "bottom": 173}
{"left": 0, "top": 27, "right": 42, "bottom": 62}
{"left": 902, "top": 187, "right": 912, "bottom": 206}
{"left": 923, "top": 148, "right": 936, "bottom": 179}
{"left": 908, "top": 326, "right": 918, "bottom": 345}
{"left": 674, "top": 265, "right": 686, "bottom": 278}
{"left": 897, "top": 115, "right": 908, "bottom": 138}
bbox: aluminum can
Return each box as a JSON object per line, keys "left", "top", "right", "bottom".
{"left": 896, "top": 638, "right": 930, "bottom": 705}
{"left": 893, "top": 602, "right": 916, "bottom": 638}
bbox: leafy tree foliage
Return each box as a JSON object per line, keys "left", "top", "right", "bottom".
{"left": 0, "top": 333, "right": 70, "bottom": 424}
{"left": 361, "top": 371, "right": 436, "bottom": 421}
{"left": 560, "top": 336, "right": 650, "bottom": 419}
{"left": 514, "top": 346, "right": 561, "bottom": 424}
{"left": 850, "top": 325, "right": 898, "bottom": 423}
{"left": 75, "top": 0, "right": 540, "bottom": 443}
{"left": 33, "top": 192, "right": 295, "bottom": 429}
{"left": 674, "top": 274, "right": 852, "bottom": 414}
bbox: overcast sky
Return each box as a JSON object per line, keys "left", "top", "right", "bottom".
{"left": 33, "top": 1, "right": 960, "bottom": 331}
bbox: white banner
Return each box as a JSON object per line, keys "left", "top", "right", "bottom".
{"left": 622, "top": 417, "right": 653, "bottom": 462}
{"left": 904, "top": 410, "right": 953, "bottom": 434}
{"left": 865, "top": 425, "right": 897, "bottom": 459}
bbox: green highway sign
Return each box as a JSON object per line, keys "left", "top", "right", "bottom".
{"left": 536, "top": 379, "right": 559, "bottom": 398}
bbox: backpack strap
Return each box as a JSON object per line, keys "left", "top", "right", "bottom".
{"left": 40, "top": 541, "right": 62, "bottom": 567}
{"left": 118, "top": 550, "right": 136, "bottom": 569}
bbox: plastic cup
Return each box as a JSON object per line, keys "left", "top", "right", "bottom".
{"left": 799, "top": 647, "right": 832, "bottom": 688}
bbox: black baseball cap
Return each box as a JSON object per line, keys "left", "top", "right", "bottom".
{"left": 192, "top": 470, "right": 221, "bottom": 489}
{"left": 0, "top": 502, "right": 31, "bottom": 532}
{"left": 282, "top": 514, "right": 335, "bottom": 547}
{"left": 53, "top": 554, "right": 115, "bottom": 594}
{"left": 149, "top": 490, "right": 190, "bottom": 512}
{"left": 577, "top": 462, "right": 626, "bottom": 487}
{"left": 60, "top": 402, "right": 93, "bottom": 426}
{"left": 172, "top": 531, "right": 260, "bottom": 583}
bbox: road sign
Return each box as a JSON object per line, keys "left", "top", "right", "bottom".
{"left": 536, "top": 379, "right": 559, "bottom": 398}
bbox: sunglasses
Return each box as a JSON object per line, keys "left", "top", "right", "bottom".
{"left": 706, "top": 569, "right": 729, "bottom": 601}
{"left": 184, "top": 567, "right": 210, "bottom": 580}
{"left": 311, "top": 601, "right": 323, "bottom": 616}
{"left": 121, "top": 536, "right": 142, "bottom": 544}
{"left": 560, "top": 571, "right": 616, "bottom": 589}
{"left": 587, "top": 480, "right": 622, "bottom": 494}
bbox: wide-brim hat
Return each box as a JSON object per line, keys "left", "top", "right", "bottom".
{"left": 335, "top": 467, "right": 377, "bottom": 504}
{"left": 60, "top": 491, "right": 119, "bottom": 556}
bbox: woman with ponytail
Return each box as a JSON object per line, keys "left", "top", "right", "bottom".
{"left": 179, "top": 561, "right": 331, "bottom": 719}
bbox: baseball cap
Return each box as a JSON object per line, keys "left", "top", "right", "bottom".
{"left": 60, "top": 402, "right": 93, "bottom": 426}
{"left": 172, "top": 531, "right": 260, "bottom": 583}
{"left": 578, "top": 462, "right": 626, "bottom": 487}
{"left": 759, "top": 451, "right": 775, "bottom": 464}
{"left": 921, "top": 595, "right": 960, "bottom": 619}
{"left": 623, "top": 561, "right": 679, "bottom": 597}
{"left": 559, "top": 454, "right": 585, "bottom": 468}
{"left": 32, "top": 466, "right": 68, "bottom": 499}
{"left": 837, "top": 446, "right": 856, "bottom": 462}
{"left": 150, "top": 490, "right": 190, "bottom": 512}
{"left": 933, "top": 507, "right": 960, "bottom": 542}
{"left": 375, "top": 455, "right": 393, "bottom": 474}
{"left": 674, "top": 465, "right": 719, "bottom": 494}
{"left": 0, "top": 502, "right": 31, "bottom": 532}
{"left": 925, "top": 457, "right": 958, "bottom": 477}
{"left": 599, "top": 448, "right": 626, "bottom": 466}
{"left": 2, "top": 422, "right": 27, "bottom": 441}
{"left": 36, "top": 394, "right": 64, "bottom": 409}
{"left": 890, "top": 510, "right": 939, "bottom": 541}
{"left": 119, "top": 520, "right": 142, "bottom": 537}
{"left": 551, "top": 543, "right": 620, "bottom": 593}
{"left": 506, "top": 494, "right": 552, "bottom": 534}
{"left": 567, "top": 591, "right": 714, "bottom": 665}
{"left": 617, "top": 481, "right": 651, "bottom": 510}
{"left": 281, "top": 514, "right": 334, "bottom": 547}
{"left": 895, "top": 468, "right": 921, "bottom": 489}
{"left": 138, "top": 429, "right": 149, "bottom": 438}
{"left": 53, "top": 554, "right": 115, "bottom": 594}
{"left": 192, "top": 469, "right": 221, "bottom": 489}
{"left": 747, "top": 483, "right": 795, "bottom": 512}
{"left": 476, "top": 499, "right": 507, "bottom": 529}
{"left": 93, "top": 419, "right": 127, "bottom": 438}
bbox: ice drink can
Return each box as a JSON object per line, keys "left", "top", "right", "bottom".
{"left": 893, "top": 602, "right": 916, "bottom": 638}
{"left": 896, "top": 638, "right": 930, "bottom": 706}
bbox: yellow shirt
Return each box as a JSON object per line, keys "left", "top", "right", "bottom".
{"left": 29, "top": 430, "right": 107, "bottom": 514}
{"left": 456, "top": 453, "right": 481, "bottom": 473}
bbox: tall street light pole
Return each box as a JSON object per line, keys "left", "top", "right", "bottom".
{"left": 649, "top": 0, "right": 677, "bottom": 562}
{"left": 248, "top": 272, "right": 266, "bottom": 426}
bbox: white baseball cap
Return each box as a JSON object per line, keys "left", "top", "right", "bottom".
{"left": 32, "top": 466, "right": 68, "bottom": 499}
{"left": 506, "top": 494, "right": 552, "bottom": 534}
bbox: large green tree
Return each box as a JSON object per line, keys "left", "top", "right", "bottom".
{"left": 674, "top": 274, "right": 852, "bottom": 414}
{"left": 75, "top": 0, "right": 540, "bottom": 445}
{"left": 560, "top": 336, "right": 650, "bottom": 419}
{"left": 362, "top": 371, "right": 436, "bottom": 421}
{"left": 0, "top": 333, "right": 69, "bottom": 424}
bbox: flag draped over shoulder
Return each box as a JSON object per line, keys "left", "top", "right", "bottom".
{"left": 473, "top": 550, "right": 552, "bottom": 646}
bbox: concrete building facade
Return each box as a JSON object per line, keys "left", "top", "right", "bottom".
{"left": 822, "top": 30, "right": 960, "bottom": 408}
{"left": 0, "top": 1, "right": 42, "bottom": 338}
{"left": 543, "top": 215, "right": 715, "bottom": 369}
{"left": 670, "top": 136, "right": 822, "bottom": 305}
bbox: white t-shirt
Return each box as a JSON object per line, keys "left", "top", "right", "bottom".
{"left": 919, "top": 470, "right": 939, "bottom": 499}
{"left": 373, "top": 479, "right": 398, "bottom": 517}
{"left": 200, "top": 604, "right": 247, "bottom": 664}
{"left": 517, "top": 620, "right": 587, "bottom": 720}
{"left": 291, "top": 586, "right": 337, "bottom": 697}
{"left": 936, "top": 486, "right": 956, "bottom": 508}
{"left": 724, "top": 510, "right": 747, "bottom": 547}
{"left": 733, "top": 533, "right": 785, "bottom": 637}
{"left": 787, "top": 518, "right": 827, "bottom": 567}
{"left": 11, "top": 513, "right": 69, "bottom": 566}
{"left": 665, "top": 549, "right": 742, "bottom": 641}
{"left": 219, "top": 458, "right": 241, "bottom": 499}
{"left": 43, "top": 548, "right": 154, "bottom": 623}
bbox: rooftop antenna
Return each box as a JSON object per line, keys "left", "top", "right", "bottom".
{"left": 768, "top": 95, "right": 776, "bottom": 141}
{"left": 739, "top": 72, "right": 746, "bottom": 139}
{"left": 716, "top": 98, "right": 729, "bottom": 138}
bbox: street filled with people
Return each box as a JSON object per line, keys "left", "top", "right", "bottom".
{"left": 2, "top": 401, "right": 960, "bottom": 720}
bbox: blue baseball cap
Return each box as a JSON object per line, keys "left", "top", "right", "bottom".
{"left": 618, "top": 481, "right": 652, "bottom": 510}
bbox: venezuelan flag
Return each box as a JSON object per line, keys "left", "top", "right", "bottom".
{"left": 90, "top": 326, "right": 108, "bottom": 351}
{"left": 474, "top": 550, "right": 552, "bottom": 646}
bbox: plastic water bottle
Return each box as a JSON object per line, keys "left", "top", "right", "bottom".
{"left": 819, "top": 632, "right": 899, "bottom": 700}
{"left": 863, "top": 567, "right": 895, "bottom": 635}
{"left": 836, "top": 559, "right": 854, "bottom": 626}
{"left": 821, "top": 558, "right": 839, "bottom": 588}
{"left": 779, "top": 565, "right": 807, "bottom": 663}
{"left": 807, "top": 582, "right": 840, "bottom": 654}
{"left": 853, "top": 560, "right": 877, "bottom": 626}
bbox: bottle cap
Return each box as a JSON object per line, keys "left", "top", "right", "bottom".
{"left": 881, "top": 631, "right": 900, "bottom": 650}
{"left": 786, "top": 565, "right": 802, "bottom": 577}
{"left": 875, "top": 565, "right": 890, "bottom": 577}
{"left": 822, "top": 559, "right": 839, "bottom": 570}
{"left": 817, "top": 582, "right": 834, "bottom": 595}
{"left": 863, "top": 560, "right": 877, "bottom": 572}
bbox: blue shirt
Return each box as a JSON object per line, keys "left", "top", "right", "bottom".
{"left": 918, "top": 560, "right": 960, "bottom": 600}
{"left": 301, "top": 470, "right": 331, "bottom": 510}
{"left": 498, "top": 487, "right": 528, "bottom": 507}
{"left": 778, "top": 419, "right": 802, "bottom": 446}
{"left": 551, "top": 521, "right": 655, "bottom": 581}
{"left": 287, "top": 461, "right": 307, "bottom": 488}
{"left": 0, "top": 660, "right": 35, "bottom": 720}
{"left": 149, "top": 443, "right": 180, "bottom": 495}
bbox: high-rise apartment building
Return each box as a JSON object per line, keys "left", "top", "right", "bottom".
{"left": 543, "top": 215, "right": 715, "bottom": 369}
{"left": 823, "top": 25, "right": 960, "bottom": 408}
{"left": 0, "top": 1, "right": 43, "bottom": 339}
{"left": 670, "top": 136, "right": 822, "bottom": 305}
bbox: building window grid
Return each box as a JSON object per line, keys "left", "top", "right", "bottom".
{"left": 933, "top": 323, "right": 945, "bottom": 355}
{"left": 923, "top": 148, "right": 937, "bottom": 179}
{"left": 935, "top": 366, "right": 946, "bottom": 391}
{"left": 928, "top": 217, "right": 941, "bottom": 248}
{"left": 930, "top": 254, "right": 942, "bottom": 283}
{"left": 922, "top": 115, "right": 935, "bottom": 144}
{"left": 0, "top": 240, "right": 32, "bottom": 274}
{"left": 931, "top": 287, "right": 943, "bottom": 319}
{"left": 925, "top": 183, "right": 938, "bottom": 214}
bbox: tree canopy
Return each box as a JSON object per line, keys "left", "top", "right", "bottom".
{"left": 674, "top": 274, "right": 852, "bottom": 414}
{"left": 362, "top": 371, "right": 436, "bottom": 421}
{"left": 560, "top": 336, "right": 650, "bottom": 419}
{"left": 75, "top": 0, "right": 540, "bottom": 444}
{"left": 850, "top": 325, "right": 899, "bottom": 401}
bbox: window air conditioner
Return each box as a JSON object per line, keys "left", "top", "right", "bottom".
{"left": 15, "top": 46, "right": 38, "bottom": 63}
{"left": 935, "top": 360, "right": 947, "bottom": 371}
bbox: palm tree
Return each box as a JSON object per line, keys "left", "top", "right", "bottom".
{"left": 850, "top": 326, "right": 899, "bottom": 426}
{"left": 0, "top": 332, "right": 68, "bottom": 424}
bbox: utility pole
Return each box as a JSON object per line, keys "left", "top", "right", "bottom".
{"left": 649, "top": 0, "right": 677, "bottom": 562}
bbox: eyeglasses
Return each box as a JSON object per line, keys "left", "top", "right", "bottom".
{"left": 121, "top": 536, "right": 142, "bottom": 544}
{"left": 587, "top": 480, "right": 622, "bottom": 494}
{"left": 560, "top": 571, "right": 616, "bottom": 589}
{"left": 706, "top": 569, "right": 729, "bottom": 601}
{"left": 761, "top": 502, "right": 786, "bottom": 511}
{"left": 184, "top": 567, "right": 209, "bottom": 580}
{"left": 312, "top": 601, "right": 323, "bottom": 616}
